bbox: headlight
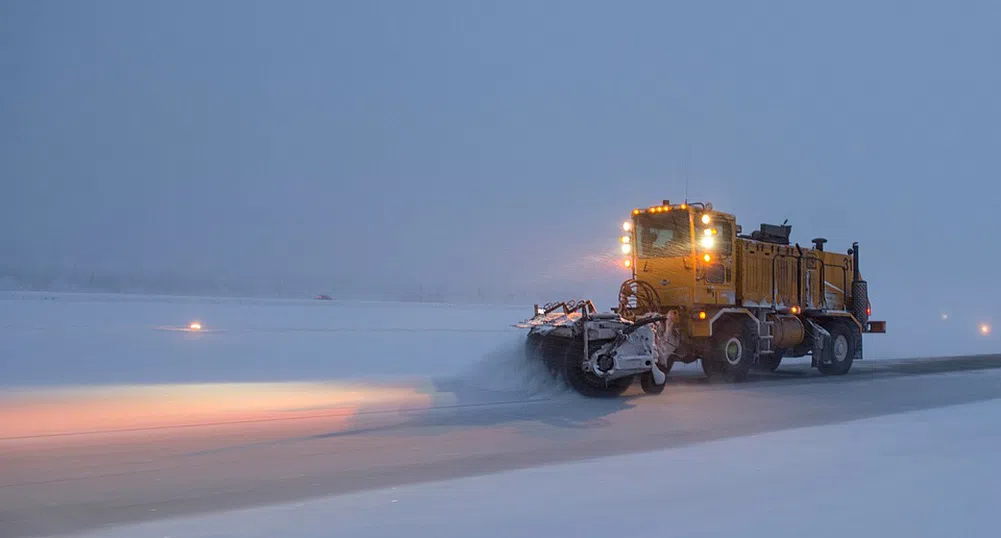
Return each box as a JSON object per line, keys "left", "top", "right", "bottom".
{"left": 701, "top": 214, "right": 711, "bottom": 225}
{"left": 622, "top": 221, "right": 632, "bottom": 232}
{"left": 621, "top": 243, "right": 631, "bottom": 254}
{"left": 700, "top": 236, "right": 715, "bottom": 249}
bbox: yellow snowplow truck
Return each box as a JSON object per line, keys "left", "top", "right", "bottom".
{"left": 517, "top": 200, "right": 886, "bottom": 397}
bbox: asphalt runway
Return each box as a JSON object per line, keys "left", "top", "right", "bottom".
{"left": 3, "top": 354, "right": 1001, "bottom": 538}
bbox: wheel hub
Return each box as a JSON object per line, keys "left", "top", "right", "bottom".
{"left": 724, "top": 337, "right": 743, "bottom": 365}
{"left": 833, "top": 334, "right": 848, "bottom": 362}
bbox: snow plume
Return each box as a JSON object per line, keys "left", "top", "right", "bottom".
{"left": 432, "top": 335, "right": 570, "bottom": 401}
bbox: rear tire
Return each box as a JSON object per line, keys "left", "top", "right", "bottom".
{"left": 704, "top": 317, "right": 758, "bottom": 382}
{"left": 817, "top": 320, "right": 859, "bottom": 376}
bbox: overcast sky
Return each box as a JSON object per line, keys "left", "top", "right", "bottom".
{"left": 3, "top": 1, "right": 999, "bottom": 354}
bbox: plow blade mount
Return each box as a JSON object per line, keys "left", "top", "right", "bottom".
{"left": 515, "top": 300, "right": 671, "bottom": 397}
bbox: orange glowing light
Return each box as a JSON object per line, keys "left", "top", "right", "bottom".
{"left": 698, "top": 311, "right": 707, "bottom": 320}
{"left": 189, "top": 321, "right": 202, "bottom": 331}
{"left": 791, "top": 306, "right": 801, "bottom": 314}
{"left": 703, "top": 254, "right": 711, "bottom": 263}
{"left": 0, "top": 382, "right": 430, "bottom": 439}
{"left": 980, "top": 323, "right": 991, "bottom": 336}
{"left": 624, "top": 259, "right": 632, "bottom": 268}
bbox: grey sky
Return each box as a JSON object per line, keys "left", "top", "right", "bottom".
{"left": 3, "top": 1, "right": 1000, "bottom": 353}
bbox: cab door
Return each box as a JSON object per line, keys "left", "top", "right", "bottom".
{"left": 694, "top": 215, "right": 736, "bottom": 305}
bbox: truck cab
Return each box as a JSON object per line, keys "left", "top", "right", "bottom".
{"left": 624, "top": 202, "right": 739, "bottom": 309}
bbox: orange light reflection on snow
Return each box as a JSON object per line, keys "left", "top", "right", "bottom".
{"left": 0, "top": 381, "right": 437, "bottom": 439}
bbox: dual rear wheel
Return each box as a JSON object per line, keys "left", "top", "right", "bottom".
{"left": 701, "top": 316, "right": 861, "bottom": 380}
{"left": 817, "top": 319, "right": 860, "bottom": 375}
{"left": 528, "top": 315, "right": 862, "bottom": 395}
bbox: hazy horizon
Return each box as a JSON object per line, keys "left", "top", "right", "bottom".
{"left": 4, "top": 1, "right": 1000, "bottom": 355}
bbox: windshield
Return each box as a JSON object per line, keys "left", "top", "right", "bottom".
{"left": 635, "top": 211, "right": 691, "bottom": 258}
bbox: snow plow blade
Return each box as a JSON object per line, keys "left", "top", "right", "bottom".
{"left": 515, "top": 300, "right": 672, "bottom": 397}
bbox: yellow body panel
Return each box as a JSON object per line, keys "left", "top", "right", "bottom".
{"left": 611, "top": 200, "right": 884, "bottom": 366}
{"left": 625, "top": 203, "right": 859, "bottom": 314}
{"left": 690, "top": 318, "right": 711, "bottom": 338}
{"left": 736, "top": 240, "right": 797, "bottom": 308}
{"left": 629, "top": 205, "right": 739, "bottom": 309}
{"left": 633, "top": 256, "right": 696, "bottom": 306}
{"left": 733, "top": 240, "right": 853, "bottom": 310}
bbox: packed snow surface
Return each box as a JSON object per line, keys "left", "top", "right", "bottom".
{"left": 68, "top": 394, "right": 1001, "bottom": 538}
{"left": 3, "top": 290, "right": 1001, "bottom": 538}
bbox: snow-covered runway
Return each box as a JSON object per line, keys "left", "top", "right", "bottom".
{"left": 2, "top": 291, "right": 1000, "bottom": 538}
{"left": 66, "top": 396, "right": 1001, "bottom": 538}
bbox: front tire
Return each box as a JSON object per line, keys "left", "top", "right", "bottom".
{"left": 704, "top": 317, "right": 759, "bottom": 382}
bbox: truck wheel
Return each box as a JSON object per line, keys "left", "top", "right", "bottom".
{"left": 701, "top": 357, "right": 714, "bottom": 376}
{"left": 705, "top": 317, "right": 758, "bottom": 382}
{"left": 562, "top": 337, "right": 633, "bottom": 397}
{"left": 639, "top": 371, "right": 666, "bottom": 394}
{"left": 817, "top": 320, "right": 859, "bottom": 376}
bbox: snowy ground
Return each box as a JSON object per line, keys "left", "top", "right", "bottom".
{"left": 2, "top": 290, "right": 1000, "bottom": 538}
{"left": 70, "top": 394, "right": 1001, "bottom": 538}
{"left": 0, "top": 290, "right": 531, "bottom": 387}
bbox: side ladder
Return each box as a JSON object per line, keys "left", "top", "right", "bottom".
{"left": 756, "top": 309, "right": 774, "bottom": 355}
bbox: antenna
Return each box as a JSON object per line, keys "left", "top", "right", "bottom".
{"left": 683, "top": 141, "right": 693, "bottom": 203}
